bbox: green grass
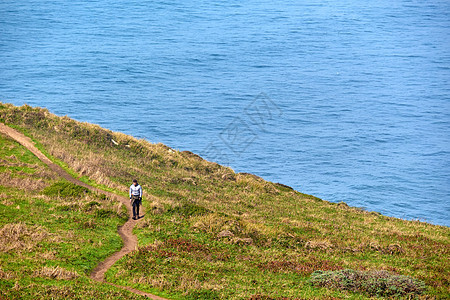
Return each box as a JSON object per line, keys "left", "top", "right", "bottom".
{"left": 1, "top": 103, "right": 449, "bottom": 299}
{"left": 7, "top": 123, "right": 128, "bottom": 197}
{"left": 0, "top": 134, "right": 145, "bottom": 299}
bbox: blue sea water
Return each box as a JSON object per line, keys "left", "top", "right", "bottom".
{"left": 1, "top": 0, "right": 449, "bottom": 226}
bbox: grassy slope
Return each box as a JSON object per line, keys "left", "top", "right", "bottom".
{"left": 0, "top": 133, "right": 145, "bottom": 299}
{"left": 0, "top": 103, "right": 448, "bottom": 299}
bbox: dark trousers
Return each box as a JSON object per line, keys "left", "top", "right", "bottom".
{"left": 131, "top": 196, "right": 141, "bottom": 218}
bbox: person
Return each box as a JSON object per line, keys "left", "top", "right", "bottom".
{"left": 129, "top": 179, "right": 142, "bottom": 220}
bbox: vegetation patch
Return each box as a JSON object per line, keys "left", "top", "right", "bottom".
{"left": 95, "top": 208, "right": 116, "bottom": 218}
{"left": 33, "top": 266, "right": 79, "bottom": 280}
{"left": 258, "top": 257, "right": 342, "bottom": 276}
{"left": 0, "top": 222, "right": 49, "bottom": 253}
{"left": 309, "top": 269, "right": 426, "bottom": 298}
{"left": 43, "top": 181, "right": 89, "bottom": 197}
{"left": 167, "top": 201, "right": 211, "bottom": 217}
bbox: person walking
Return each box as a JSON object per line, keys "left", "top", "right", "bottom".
{"left": 129, "top": 179, "right": 142, "bottom": 220}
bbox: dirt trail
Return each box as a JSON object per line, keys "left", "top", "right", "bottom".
{"left": 0, "top": 123, "right": 167, "bottom": 300}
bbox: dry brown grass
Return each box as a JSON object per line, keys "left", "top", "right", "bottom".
{"left": 305, "top": 240, "right": 334, "bottom": 250}
{"left": 0, "top": 192, "right": 14, "bottom": 206}
{"left": 177, "top": 275, "right": 202, "bottom": 294}
{"left": 0, "top": 223, "right": 49, "bottom": 253}
{"left": 192, "top": 213, "right": 238, "bottom": 234}
{"left": 144, "top": 274, "right": 174, "bottom": 290}
{"left": 258, "top": 257, "right": 342, "bottom": 276}
{"left": 0, "top": 170, "right": 50, "bottom": 191}
{"left": 33, "top": 266, "right": 79, "bottom": 280}
{"left": 0, "top": 267, "right": 15, "bottom": 280}
{"left": 147, "top": 200, "right": 165, "bottom": 215}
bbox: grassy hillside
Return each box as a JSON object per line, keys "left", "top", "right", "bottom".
{"left": 0, "top": 103, "right": 449, "bottom": 299}
{"left": 0, "top": 131, "right": 146, "bottom": 299}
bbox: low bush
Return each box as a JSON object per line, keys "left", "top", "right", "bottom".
{"left": 309, "top": 269, "right": 426, "bottom": 297}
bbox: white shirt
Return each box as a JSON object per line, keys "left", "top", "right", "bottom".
{"left": 129, "top": 184, "right": 142, "bottom": 197}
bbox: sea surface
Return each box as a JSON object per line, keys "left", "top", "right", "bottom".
{"left": 1, "top": 0, "right": 449, "bottom": 226}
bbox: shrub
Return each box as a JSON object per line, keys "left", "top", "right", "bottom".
{"left": 43, "top": 181, "right": 89, "bottom": 197}
{"left": 309, "top": 269, "right": 426, "bottom": 297}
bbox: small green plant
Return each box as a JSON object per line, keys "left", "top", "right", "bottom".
{"left": 43, "top": 181, "right": 89, "bottom": 197}
{"left": 309, "top": 269, "right": 426, "bottom": 297}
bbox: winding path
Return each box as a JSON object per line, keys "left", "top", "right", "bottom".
{"left": 0, "top": 123, "right": 167, "bottom": 300}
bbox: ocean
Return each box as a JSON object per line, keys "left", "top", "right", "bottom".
{"left": 1, "top": 0, "right": 449, "bottom": 226}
